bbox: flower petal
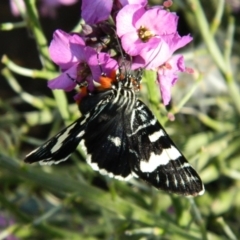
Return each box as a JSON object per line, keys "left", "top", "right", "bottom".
{"left": 82, "top": 0, "right": 113, "bottom": 24}
{"left": 48, "top": 64, "right": 78, "bottom": 91}
{"left": 49, "top": 30, "right": 86, "bottom": 72}
{"left": 116, "top": 4, "right": 145, "bottom": 38}
{"left": 120, "top": 32, "right": 146, "bottom": 56}
{"left": 58, "top": 0, "right": 78, "bottom": 5}
{"left": 135, "top": 8, "right": 178, "bottom": 35}
{"left": 49, "top": 30, "right": 76, "bottom": 70}
{"left": 132, "top": 40, "right": 171, "bottom": 69}
{"left": 157, "top": 73, "right": 175, "bottom": 105}
{"left": 157, "top": 55, "right": 185, "bottom": 105}
{"left": 69, "top": 35, "right": 87, "bottom": 61}
{"left": 85, "top": 49, "right": 118, "bottom": 91}
{"left": 127, "top": 0, "right": 147, "bottom": 5}
{"left": 162, "top": 33, "right": 193, "bottom": 53}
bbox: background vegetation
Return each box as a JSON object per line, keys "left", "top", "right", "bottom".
{"left": 0, "top": 0, "right": 240, "bottom": 239}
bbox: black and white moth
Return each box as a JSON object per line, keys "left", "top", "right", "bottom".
{"left": 25, "top": 70, "right": 204, "bottom": 196}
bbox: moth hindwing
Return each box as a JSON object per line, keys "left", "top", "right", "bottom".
{"left": 25, "top": 71, "right": 204, "bottom": 196}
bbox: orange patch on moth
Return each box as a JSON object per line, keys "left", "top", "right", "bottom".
{"left": 109, "top": 70, "right": 117, "bottom": 80}
{"left": 97, "top": 70, "right": 117, "bottom": 90}
{"left": 98, "top": 76, "right": 114, "bottom": 89}
{"left": 76, "top": 86, "right": 88, "bottom": 105}
{"left": 130, "top": 77, "right": 141, "bottom": 91}
{"left": 80, "top": 86, "right": 88, "bottom": 96}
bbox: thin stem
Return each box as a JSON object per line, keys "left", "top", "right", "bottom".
{"left": 1, "top": 68, "right": 47, "bottom": 110}
{"left": 224, "top": 16, "right": 235, "bottom": 82}
{"left": 188, "top": 198, "right": 208, "bottom": 240}
{"left": 2, "top": 54, "right": 70, "bottom": 121}
{"left": 172, "top": 75, "right": 202, "bottom": 115}
{"left": 210, "top": 0, "right": 225, "bottom": 35}
{"left": 0, "top": 21, "right": 26, "bottom": 30}
{"left": 1, "top": 55, "right": 57, "bottom": 79}
{"left": 24, "top": 0, "right": 55, "bottom": 71}
{"left": 187, "top": 1, "right": 240, "bottom": 114}
{"left": 187, "top": 0, "right": 226, "bottom": 73}
{"left": 216, "top": 217, "right": 237, "bottom": 240}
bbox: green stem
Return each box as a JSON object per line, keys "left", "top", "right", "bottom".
{"left": 0, "top": 21, "right": 26, "bottom": 30}
{"left": 210, "top": 0, "right": 224, "bottom": 35}
{"left": 52, "top": 90, "right": 71, "bottom": 121}
{"left": 227, "top": 81, "right": 240, "bottom": 114}
{"left": 143, "top": 70, "right": 166, "bottom": 123}
{"left": 0, "top": 192, "right": 80, "bottom": 238}
{"left": 223, "top": 16, "right": 237, "bottom": 109}
{"left": 197, "top": 112, "right": 234, "bottom": 132}
{"left": 187, "top": 1, "right": 240, "bottom": 114}
{"left": 187, "top": 0, "right": 225, "bottom": 72}
{"left": 216, "top": 217, "right": 238, "bottom": 240}
{"left": 24, "top": 0, "right": 54, "bottom": 71}
{"left": 223, "top": 17, "right": 234, "bottom": 75}
{"left": 172, "top": 76, "right": 201, "bottom": 115}
{"left": 188, "top": 198, "right": 208, "bottom": 240}
{"left": 1, "top": 55, "right": 57, "bottom": 79}
{"left": 24, "top": 1, "right": 71, "bottom": 121}
{"left": 2, "top": 68, "right": 47, "bottom": 110}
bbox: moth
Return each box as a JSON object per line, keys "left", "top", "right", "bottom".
{"left": 25, "top": 69, "right": 204, "bottom": 196}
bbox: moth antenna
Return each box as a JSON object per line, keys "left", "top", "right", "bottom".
{"left": 96, "top": 52, "right": 107, "bottom": 76}
{"left": 114, "top": 29, "right": 142, "bottom": 82}
{"left": 136, "top": 68, "right": 143, "bottom": 84}
{"left": 112, "top": 30, "right": 129, "bottom": 76}
{"left": 66, "top": 73, "right": 88, "bottom": 88}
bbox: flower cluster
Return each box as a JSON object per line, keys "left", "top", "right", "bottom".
{"left": 48, "top": 0, "right": 192, "bottom": 105}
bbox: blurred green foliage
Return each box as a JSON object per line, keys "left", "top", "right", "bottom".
{"left": 0, "top": 0, "right": 240, "bottom": 239}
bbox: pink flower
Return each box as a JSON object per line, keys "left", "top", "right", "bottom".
{"left": 116, "top": 4, "right": 192, "bottom": 105}
{"left": 157, "top": 55, "right": 186, "bottom": 105}
{"left": 48, "top": 29, "right": 118, "bottom": 93}
{"left": 10, "top": 0, "right": 77, "bottom": 18}
{"left": 116, "top": 4, "right": 192, "bottom": 66}
{"left": 81, "top": 0, "right": 113, "bottom": 24}
{"left": 81, "top": 0, "right": 147, "bottom": 24}
{"left": 132, "top": 32, "right": 192, "bottom": 70}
